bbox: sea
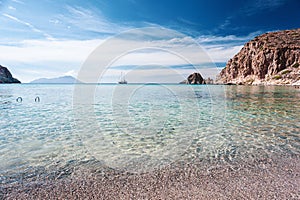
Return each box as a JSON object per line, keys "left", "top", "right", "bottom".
{"left": 0, "top": 84, "right": 299, "bottom": 183}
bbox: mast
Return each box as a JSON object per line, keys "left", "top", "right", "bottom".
{"left": 118, "top": 72, "right": 127, "bottom": 84}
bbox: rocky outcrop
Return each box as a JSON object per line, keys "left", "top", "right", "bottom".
{"left": 179, "top": 80, "right": 188, "bottom": 84}
{"left": 205, "top": 77, "right": 214, "bottom": 84}
{"left": 0, "top": 65, "right": 21, "bottom": 83}
{"left": 180, "top": 73, "right": 205, "bottom": 84}
{"left": 217, "top": 28, "right": 300, "bottom": 85}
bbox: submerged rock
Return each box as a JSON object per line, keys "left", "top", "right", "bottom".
{"left": 0, "top": 65, "right": 20, "bottom": 84}
{"left": 217, "top": 28, "right": 300, "bottom": 85}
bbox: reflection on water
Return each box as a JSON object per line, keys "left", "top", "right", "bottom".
{"left": 0, "top": 84, "right": 299, "bottom": 182}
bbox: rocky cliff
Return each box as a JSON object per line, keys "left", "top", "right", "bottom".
{"left": 217, "top": 28, "right": 300, "bottom": 85}
{"left": 0, "top": 65, "right": 21, "bottom": 83}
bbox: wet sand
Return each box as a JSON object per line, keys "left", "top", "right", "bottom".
{"left": 1, "top": 155, "right": 299, "bottom": 199}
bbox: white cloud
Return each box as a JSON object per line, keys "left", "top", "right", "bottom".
{"left": 49, "top": 19, "right": 61, "bottom": 25}
{"left": 206, "top": 45, "right": 243, "bottom": 63}
{"left": 194, "top": 31, "right": 263, "bottom": 63}
{"left": 110, "top": 49, "right": 203, "bottom": 67}
{"left": 196, "top": 31, "right": 262, "bottom": 44}
{"left": 0, "top": 29, "right": 245, "bottom": 83}
{"left": 0, "top": 39, "right": 103, "bottom": 82}
{"left": 64, "top": 70, "right": 78, "bottom": 77}
{"left": 242, "top": 0, "right": 286, "bottom": 16}
{"left": 0, "top": 39, "right": 102, "bottom": 63}
{"left": 11, "top": 0, "right": 24, "bottom": 4}
{"left": 8, "top": 6, "right": 16, "bottom": 10}
{"left": 61, "top": 6, "right": 129, "bottom": 34}
{"left": 2, "top": 13, "right": 54, "bottom": 40}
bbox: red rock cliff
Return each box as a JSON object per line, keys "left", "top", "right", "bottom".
{"left": 217, "top": 29, "right": 300, "bottom": 85}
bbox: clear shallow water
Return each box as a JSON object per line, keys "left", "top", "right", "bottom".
{"left": 0, "top": 84, "right": 299, "bottom": 182}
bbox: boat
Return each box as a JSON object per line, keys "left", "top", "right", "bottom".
{"left": 118, "top": 72, "right": 127, "bottom": 84}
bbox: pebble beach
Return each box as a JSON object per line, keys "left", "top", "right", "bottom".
{"left": 2, "top": 154, "right": 299, "bottom": 199}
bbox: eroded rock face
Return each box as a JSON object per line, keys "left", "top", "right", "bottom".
{"left": 217, "top": 29, "right": 300, "bottom": 85}
{"left": 0, "top": 65, "right": 21, "bottom": 83}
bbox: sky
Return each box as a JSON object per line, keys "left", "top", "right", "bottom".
{"left": 0, "top": 0, "right": 299, "bottom": 83}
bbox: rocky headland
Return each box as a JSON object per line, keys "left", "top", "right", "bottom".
{"left": 217, "top": 28, "right": 300, "bottom": 85}
{"left": 0, "top": 65, "right": 20, "bottom": 84}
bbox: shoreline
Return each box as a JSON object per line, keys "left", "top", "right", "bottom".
{"left": 2, "top": 154, "right": 299, "bottom": 199}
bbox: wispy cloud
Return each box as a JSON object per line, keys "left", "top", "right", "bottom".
{"left": 195, "top": 32, "right": 263, "bottom": 63}
{"left": 217, "top": 17, "right": 232, "bottom": 31}
{"left": 64, "top": 69, "right": 78, "bottom": 77}
{"left": 0, "top": 35, "right": 232, "bottom": 82}
{"left": 242, "top": 0, "right": 286, "bottom": 16}
{"left": 11, "top": 0, "right": 24, "bottom": 4}
{"left": 0, "top": 26, "right": 250, "bottom": 82}
{"left": 60, "top": 6, "right": 130, "bottom": 34}
{"left": 177, "top": 17, "right": 199, "bottom": 26}
{"left": 8, "top": 6, "right": 16, "bottom": 10}
{"left": 0, "top": 39, "right": 101, "bottom": 63}
{"left": 2, "top": 13, "right": 54, "bottom": 40}
{"left": 109, "top": 63, "right": 225, "bottom": 71}
{"left": 205, "top": 45, "right": 243, "bottom": 63}
{"left": 213, "top": 0, "right": 287, "bottom": 34}
{"left": 196, "top": 31, "right": 262, "bottom": 45}
{"left": 0, "top": 38, "right": 104, "bottom": 82}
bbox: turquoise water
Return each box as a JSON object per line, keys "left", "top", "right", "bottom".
{"left": 0, "top": 84, "right": 299, "bottom": 182}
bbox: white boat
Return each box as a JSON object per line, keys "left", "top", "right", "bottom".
{"left": 118, "top": 72, "right": 127, "bottom": 84}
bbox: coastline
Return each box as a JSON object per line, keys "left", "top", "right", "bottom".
{"left": 0, "top": 84, "right": 299, "bottom": 199}
{"left": 1, "top": 153, "right": 299, "bottom": 199}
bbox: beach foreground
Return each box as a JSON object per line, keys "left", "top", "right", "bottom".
{"left": 1, "top": 154, "right": 299, "bottom": 199}
{"left": 1, "top": 85, "right": 299, "bottom": 199}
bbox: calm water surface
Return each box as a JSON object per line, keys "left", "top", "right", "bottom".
{"left": 0, "top": 84, "right": 299, "bottom": 182}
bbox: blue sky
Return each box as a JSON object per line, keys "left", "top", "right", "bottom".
{"left": 0, "top": 0, "right": 299, "bottom": 82}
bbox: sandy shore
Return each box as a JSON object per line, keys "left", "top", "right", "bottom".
{"left": 1, "top": 154, "right": 299, "bottom": 199}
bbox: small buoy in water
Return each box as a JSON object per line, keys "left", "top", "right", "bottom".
{"left": 35, "top": 96, "right": 40, "bottom": 102}
{"left": 16, "top": 97, "right": 22, "bottom": 102}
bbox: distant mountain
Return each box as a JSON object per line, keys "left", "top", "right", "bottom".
{"left": 30, "top": 76, "right": 81, "bottom": 84}
{"left": 0, "top": 65, "right": 21, "bottom": 84}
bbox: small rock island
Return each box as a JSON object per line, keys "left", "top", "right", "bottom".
{"left": 0, "top": 65, "right": 21, "bottom": 84}
{"left": 180, "top": 72, "right": 206, "bottom": 84}
{"left": 217, "top": 28, "right": 300, "bottom": 85}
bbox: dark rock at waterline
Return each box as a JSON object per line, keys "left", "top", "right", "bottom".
{"left": 180, "top": 73, "right": 205, "bottom": 84}
{"left": 188, "top": 73, "right": 205, "bottom": 84}
{"left": 0, "top": 65, "right": 21, "bottom": 83}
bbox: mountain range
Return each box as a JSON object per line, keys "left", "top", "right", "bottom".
{"left": 30, "top": 76, "right": 81, "bottom": 84}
